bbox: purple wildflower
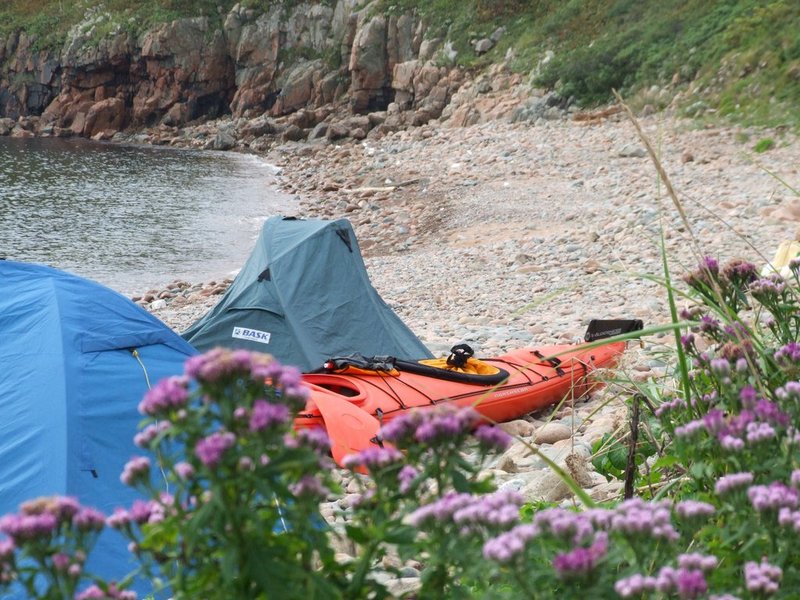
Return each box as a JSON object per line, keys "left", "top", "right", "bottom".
{"left": 482, "top": 523, "right": 539, "bottom": 563}
{"left": 534, "top": 508, "right": 597, "bottom": 544}
{"left": 748, "top": 482, "right": 799, "bottom": 512}
{"left": 791, "top": 469, "right": 800, "bottom": 488}
{"left": 778, "top": 507, "right": 800, "bottom": 532}
{"left": 378, "top": 412, "right": 419, "bottom": 443}
{"left": 675, "top": 500, "right": 715, "bottom": 520}
{"left": 721, "top": 410, "right": 754, "bottom": 438}
{"left": 381, "top": 407, "right": 479, "bottom": 445}
{"left": 750, "top": 275, "right": 787, "bottom": 299}
{"left": 75, "top": 586, "right": 107, "bottom": 600}
{"left": 195, "top": 431, "right": 236, "bottom": 468}
{"left": 452, "top": 490, "right": 524, "bottom": 530}
{"left": 775, "top": 381, "right": 800, "bottom": 403}
{"left": 289, "top": 475, "right": 330, "bottom": 499}
{"left": 409, "top": 492, "right": 476, "bottom": 528}
{"left": 754, "top": 399, "right": 789, "bottom": 427}
{"left": 719, "top": 435, "right": 745, "bottom": 451}
{"left": 698, "top": 314, "right": 720, "bottom": 334}
{"left": 276, "top": 365, "right": 302, "bottom": 389}
{"left": 710, "top": 358, "right": 731, "bottom": 378}
{"left": 714, "top": 472, "right": 754, "bottom": 496}
{"left": 415, "top": 407, "right": 480, "bottom": 444}
{"left": 678, "top": 553, "right": 719, "bottom": 571}
{"left": 133, "top": 421, "right": 171, "bottom": 448}
{"left": 397, "top": 465, "right": 419, "bottom": 493}
{"left": 684, "top": 256, "right": 719, "bottom": 289}
{"left": 75, "top": 583, "right": 137, "bottom": 600}
{"left": 138, "top": 376, "right": 189, "bottom": 416}
{"left": 106, "top": 508, "right": 131, "bottom": 529}
{"left": 655, "top": 397, "right": 687, "bottom": 418}
{"left": 249, "top": 399, "right": 290, "bottom": 432}
{"left": 128, "top": 500, "right": 155, "bottom": 525}
{"left": 681, "top": 333, "right": 696, "bottom": 352}
{"left": 294, "top": 427, "right": 331, "bottom": 453}
{"left": 184, "top": 348, "right": 251, "bottom": 383}
{"left": 341, "top": 446, "right": 403, "bottom": 471}
{"left": 610, "top": 498, "right": 679, "bottom": 542}
{"left": 775, "top": 342, "right": 800, "bottom": 366}
{"left": 120, "top": 456, "right": 151, "bottom": 486}
{"left": 680, "top": 306, "right": 703, "bottom": 321}
{"left": 73, "top": 507, "right": 105, "bottom": 532}
{"left": 739, "top": 385, "right": 758, "bottom": 409}
{"left": 675, "top": 568, "right": 708, "bottom": 599}
{"left": 474, "top": 424, "right": 512, "bottom": 450}
{"left": 746, "top": 421, "right": 776, "bottom": 443}
{"left": 552, "top": 532, "right": 608, "bottom": 578}
{"left": 702, "top": 409, "right": 725, "bottom": 435}
{"left": 722, "top": 258, "right": 758, "bottom": 285}
{"left": 0, "top": 512, "right": 58, "bottom": 541}
{"left": 174, "top": 462, "right": 195, "bottom": 481}
{"left": 615, "top": 573, "right": 658, "bottom": 597}
{"left": 51, "top": 552, "right": 70, "bottom": 571}
{"left": 744, "top": 558, "right": 782, "bottom": 594}
{"left": 675, "top": 419, "right": 705, "bottom": 438}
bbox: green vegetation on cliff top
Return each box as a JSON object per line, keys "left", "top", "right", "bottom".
{"left": 1, "top": 0, "right": 799, "bottom": 129}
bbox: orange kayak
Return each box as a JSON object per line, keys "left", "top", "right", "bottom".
{"left": 295, "top": 339, "right": 627, "bottom": 450}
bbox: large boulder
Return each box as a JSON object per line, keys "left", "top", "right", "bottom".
{"left": 348, "top": 14, "right": 388, "bottom": 112}
{"left": 272, "top": 59, "right": 325, "bottom": 115}
{"left": 83, "top": 97, "right": 126, "bottom": 137}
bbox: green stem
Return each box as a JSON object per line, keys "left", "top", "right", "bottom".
{"left": 348, "top": 539, "right": 381, "bottom": 597}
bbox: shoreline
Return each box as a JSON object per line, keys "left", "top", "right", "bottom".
{"left": 141, "top": 109, "right": 800, "bottom": 504}
{"left": 148, "top": 111, "right": 800, "bottom": 357}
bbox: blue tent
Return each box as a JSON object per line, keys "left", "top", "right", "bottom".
{"left": 0, "top": 261, "right": 197, "bottom": 590}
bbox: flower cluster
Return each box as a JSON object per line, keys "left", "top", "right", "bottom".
{"left": 380, "top": 406, "right": 481, "bottom": 446}
{"left": 0, "top": 496, "right": 126, "bottom": 598}
{"left": 616, "top": 565, "right": 710, "bottom": 599}
{"left": 714, "top": 472, "right": 755, "bottom": 496}
{"left": 473, "top": 424, "right": 512, "bottom": 451}
{"left": 552, "top": 532, "right": 608, "bottom": 579}
{"left": 195, "top": 431, "right": 237, "bottom": 468}
{"left": 138, "top": 375, "right": 190, "bottom": 416}
{"left": 75, "top": 583, "right": 136, "bottom": 600}
{"left": 748, "top": 482, "right": 799, "bottom": 512}
{"left": 249, "top": 399, "right": 290, "bottom": 432}
{"left": 120, "top": 456, "right": 151, "bottom": 486}
{"left": 744, "top": 558, "right": 782, "bottom": 595}
{"left": 482, "top": 524, "right": 539, "bottom": 563}
{"left": 183, "top": 349, "right": 308, "bottom": 403}
{"left": 409, "top": 490, "right": 523, "bottom": 533}
{"left": 342, "top": 446, "right": 404, "bottom": 471}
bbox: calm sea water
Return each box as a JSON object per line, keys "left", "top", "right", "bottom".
{"left": 0, "top": 136, "right": 295, "bottom": 295}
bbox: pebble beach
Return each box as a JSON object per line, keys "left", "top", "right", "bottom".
{"left": 140, "top": 110, "right": 800, "bottom": 524}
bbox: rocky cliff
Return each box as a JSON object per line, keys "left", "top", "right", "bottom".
{"left": 0, "top": 0, "right": 576, "bottom": 145}
{"left": 0, "top": 1, "right": 541, "bottom": 145}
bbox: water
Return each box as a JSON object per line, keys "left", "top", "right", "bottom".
{"left": 0, "top": 136, "right": 296, "bottom": 295}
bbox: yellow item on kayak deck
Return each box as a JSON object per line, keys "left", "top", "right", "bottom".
{"left": 418, "top": 356, "right": 504, "bottom": 376}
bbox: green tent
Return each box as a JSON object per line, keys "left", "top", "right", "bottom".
{"left": 182, "top": 216, "right": 432, "bottom": 371}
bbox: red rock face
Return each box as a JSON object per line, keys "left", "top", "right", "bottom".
{"left": 0, "top": 4, "right": 468, "bottom": 141}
